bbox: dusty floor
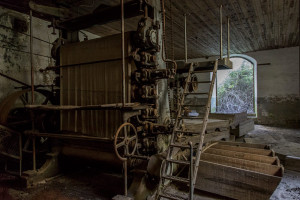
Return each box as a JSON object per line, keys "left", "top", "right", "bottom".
{"left": 245, "top": 125, "right": 300, "bottom": 157}
{"left": 0, "top": 125, "right": 299, "bottom": 200}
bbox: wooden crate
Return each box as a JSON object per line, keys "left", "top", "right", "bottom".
{"left": 195, "top": 142, "right": 283, "bottom": 200}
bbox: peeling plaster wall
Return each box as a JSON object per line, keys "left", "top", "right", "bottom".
{"left": 189, "top": 46, "right": 300, "bottom": 127}
{"left": 246, "top": 47, "right": 300, "bottom": 127}
{"left": 0, "top": 6, "right": 99, "bottom": 104}
{"left": 0, "top": 6, "right": 57, "bottom": 103}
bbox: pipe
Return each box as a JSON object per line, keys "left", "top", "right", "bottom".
{"left": 219, "top": 5, "right": 223, "bottom": 60}
{"left": 121, "top": 0, "right": 125, "bottom": 107}
{"left": 30, "top": 10, "right": 34, "bottom": 104}
{"left": 184, "top": 13, "right": 187, "bottom": 63}
{"left": 189, "top": 141, "right": 193, "bottom": 200}
{"left": 227, "top": 17, "right": 230, "bottom": 59}
{"left": 0, "top": 72, "right": 31, "bottom": 87}
{"left": 161, "top": 0, "right": 177, "bottom": 72}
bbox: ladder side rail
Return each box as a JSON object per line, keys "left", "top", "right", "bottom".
{"left": 192, "top": 60, "right": 218, "bottom": 185}
{"left": 157, "top": 63, "right": 194, "bottom": 200}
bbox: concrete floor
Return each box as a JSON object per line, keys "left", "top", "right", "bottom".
{"left": 0, "top": 125, "right": 299, "bottom": 200}
{"left": 245, "top": 125, "right": 300, "bottom": 157}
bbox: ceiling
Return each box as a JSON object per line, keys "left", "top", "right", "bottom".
{"left": 0, "top": 0, "right": 299, "bottom": 59}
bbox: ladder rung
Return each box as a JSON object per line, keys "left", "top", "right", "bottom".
{"left": 188, "top": 81, "right": 211, "bottom": 84}
{"left": 166, "top": 158, "right": 190, "bottom": 165}
{"left": 184, "top": 92, "right": 209, "bottom": 95}
{"left": 159, "top": 193, "right": 185, "bottom": 200}
{"left": 162, "top": 175, "right": 189, "bottom": 184}
{"left": 192, "top": 70, "right": 213, "bottom": 74}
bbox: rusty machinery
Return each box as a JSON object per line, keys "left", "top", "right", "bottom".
{"left": 0, "top": 1, "right": 283, "bottom": 200}
{"left": 0, "top": 0, "right": 174, "bottom": 195}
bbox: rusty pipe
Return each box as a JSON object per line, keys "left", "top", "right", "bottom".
{"left": 161, "top": 0, "right": 177, "bottom": 72}
{"left": 219, "top": 5, "right": 223, "bottom": 60}
{"left": 0, "top": 72, "right": 31, "bottom": 87}
{"left": 30, "top": 10, "right": 34, "bottom": 104}
{"left": 121, "top": 0, "right": 125, "bottom": 107}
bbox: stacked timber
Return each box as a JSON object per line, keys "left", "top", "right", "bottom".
{"left": 209, "top": 112, "right": 254, "bottom": 137}
{"left": 196, "top": 141, "right": 283, "bottom": 200}
{"left": 184, "top": 119, "right": 230, "bottom": 142}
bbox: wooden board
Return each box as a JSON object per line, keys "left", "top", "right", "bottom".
{"left": 204, "top": 148, "right": 278, "bottom": 165}
{"left": 218, "top": 141, "right": 269, "bottom": 149}
{"left": 184, "top": 118, "right": 229, "bottom": 133}
{"left": 203, "top": 130, "right": 230, "bottom": 143}
{"left": 208, "top": 112, "right": 248, "bottom": 128}
{"left": 195, "top": 161, "right": 283, "bottom": 200}
{"left": 201, "top": 153, "right": 282, "bottom": 176}
{"left": 195, "top": 142, "right": 283, "bottom": 199}
{"left": 213, "top": 144, "right": 274, "bottom": 156}
{"left": 285, "top": 156, "right": 300, "bottom": 172}
{"left": 231, "top": 119, "right": 255, "bottom": 137}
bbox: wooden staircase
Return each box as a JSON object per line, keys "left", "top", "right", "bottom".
{"left": 156, "top": 60, "right": 218, "bottom": 200}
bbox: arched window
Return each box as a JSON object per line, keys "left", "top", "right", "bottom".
{"left": 211, "top": 54, "right": 257, "bottom": 116}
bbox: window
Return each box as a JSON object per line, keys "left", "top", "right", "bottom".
{"left": 211, "top": 55, "right": 257, "bottom": 115}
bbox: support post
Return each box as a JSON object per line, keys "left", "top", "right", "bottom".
{"left": 19, "top": 134, "right": 22, "bottom": 176}
{"left": 227, "top": 17, "right": 230, "bottom": 59}
{"left": 121, "top": 0, "right": 125, "bottom": 107}
{"left": 219, "top": 5, "right": 223, "bottom": 60}
{"left": 32, "top": 136, "right": 36, "bottom": 171}
{"left": 189, "top": 141, "right": 193, "bottom": 200}
{"left": 124, "top": 159, "right": 128, "bottom": 196}
{"left": 30, "top": 10, "right": 34, "bottom": 104}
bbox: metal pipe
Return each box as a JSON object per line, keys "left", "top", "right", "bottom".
{"left": 189, "top": 141, "right": 193, "bottom": 200}
{"left": 121, "top": 0, "right": 125, "bottom": 107}
{"left": 124, "top": 160, "right": 128, "bottom": 196}
{"left": 32, "top": 136, "right": 36, "bottom": 171}
{"left": 0, "top": 72, "right": 31, "bottom": 87}
{"left": 219, "top": 5, "right": 223, "bottom": 60}
{"left": 30, "top": 10, "right": 34, "bottom": 104}
{"left": 161, "top": 0, "right": 177, "bottom": 72}
{"left": 184, "top": 13, "right": 187, "bottom": 63}
{"left": 19, "top": 134, "right": 22, "bottom": 176}
{"left": 227, "top": 17, "right": 230, "bottom": 59}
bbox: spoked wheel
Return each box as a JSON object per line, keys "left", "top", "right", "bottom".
{"left": 114, "top": 122, "right": 138, "bottom": 161}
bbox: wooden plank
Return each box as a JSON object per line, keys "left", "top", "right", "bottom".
{"left": 204, "top": 147, "right": 278, "bottom": 165}
{"left": 209, "top": 112, "right": 248, "bottom": 128}
{"left": 201, "top": 153, "right": 282, "bottom": 176}
{"left": 213, "top": 144, "right": 273, "bottom": 156}
{"left": 203, "top": 130, "right": 230, "bottom": 143}
{"left": 218, "top": 141, "right": 269, "bottom": 149}
{"left": 285, "top": 156, "right": 300, "bottom": 172}
{"left": 195, "top": 161, "right": 282, "bottom": 200}
{"left": 231, "top": 119, "right": 254, "bottom": 137}
{"left": 185, "top": 118, "right": 229, "bottom": 132}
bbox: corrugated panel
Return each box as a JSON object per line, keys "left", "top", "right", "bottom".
{"left": 60, "top": 33, "right": 133, "bottom": 139}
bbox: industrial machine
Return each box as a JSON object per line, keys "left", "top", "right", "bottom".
{"left": 0, "top": 1, "right": 283, "bottom": 200}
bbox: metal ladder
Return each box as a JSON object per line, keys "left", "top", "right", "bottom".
{"left": 156, "top": 60, "right": 218, "bottom": 200}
